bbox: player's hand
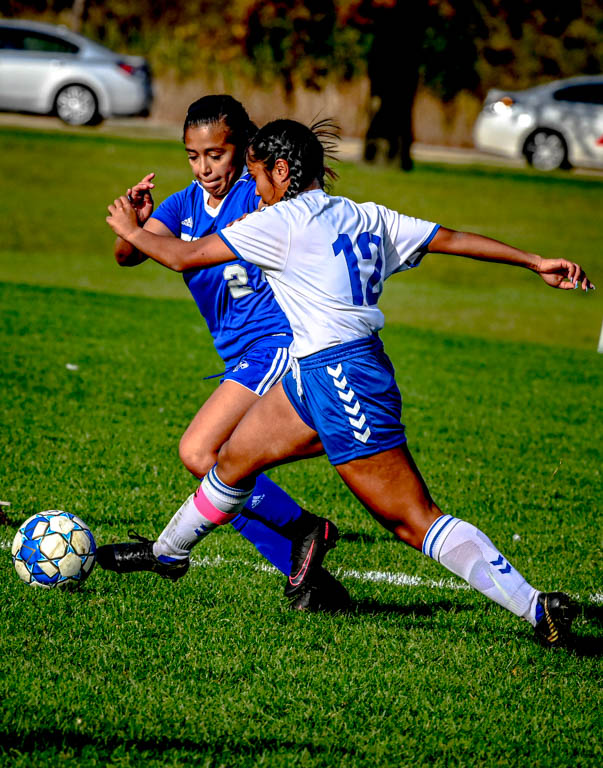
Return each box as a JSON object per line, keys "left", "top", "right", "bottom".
{"left": 126, "top": 173, "right": 155, "bottom": 224}
{"left": 226, "top": 213, "right": 249, "bottom": 227}
{"left": 106, "top": 196, "right": 139, "bottom": 240}
{"left": 536, "top": 258, "right": 595, "bottom": 291}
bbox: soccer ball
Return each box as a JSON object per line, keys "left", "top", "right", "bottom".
{"left": 12, "top": 510, "right": 96, "bottom": 588}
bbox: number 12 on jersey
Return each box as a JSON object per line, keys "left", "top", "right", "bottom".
{"left": 332, "top": 232, "right": 383, "bottom": 306}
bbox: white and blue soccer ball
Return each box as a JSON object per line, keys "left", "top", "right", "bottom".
{"left": 12, "top": 510, "right": 96, "bottom": 588}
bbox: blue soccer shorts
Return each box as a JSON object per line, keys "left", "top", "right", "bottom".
{"left": 282, "top": 335, "right": 406, "bottom": 466}
{"left": 223, "top": 334, "right": 292, "bottom": 396}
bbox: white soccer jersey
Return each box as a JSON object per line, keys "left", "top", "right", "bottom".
{"left": 219, "top": 189, "right": 439, "bottom": 359}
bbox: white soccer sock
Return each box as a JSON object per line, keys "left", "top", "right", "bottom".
{"left": 422, "top": 515, "right": 540, "bottom": 625}
{"left": 201, "top": 466, "right": 254, "bottom": 515}
{"left": 153, "top": 467, "right": 253, "bottom": 561}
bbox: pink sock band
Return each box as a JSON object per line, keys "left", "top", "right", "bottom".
{"left": 193, "top": 487, "right": 238, "bottom": 525}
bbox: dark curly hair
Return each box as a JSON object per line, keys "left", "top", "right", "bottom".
{"left": 247, "top": 118, "right": 339, "bottom": 201}
{"left": 183, "top": 95, "right": 257, "bottom": 168}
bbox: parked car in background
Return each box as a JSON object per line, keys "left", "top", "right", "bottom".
{"left": 474, "top": 75, "right": 603, "bottom": 171}
{"left": 0, "top": 19, "right": 152, "bottom": 125}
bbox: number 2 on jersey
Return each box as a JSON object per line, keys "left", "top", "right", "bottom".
{"left": 332, "top": 232, "right": 383, "bottom": 306}
{"left": 223, "top": 264, "right": 253, "bottom": 299}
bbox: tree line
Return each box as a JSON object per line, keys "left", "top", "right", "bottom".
{"left": 4, "top": 0, "right": 602, "bottom": 168}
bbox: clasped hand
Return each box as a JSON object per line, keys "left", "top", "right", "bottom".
{"left": 106, "top": 196, "right": 139, "bottom": 240}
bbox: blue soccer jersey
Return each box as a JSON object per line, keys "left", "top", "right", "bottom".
{"left": 151, "top": 173, "right": 292, "bottom": 366}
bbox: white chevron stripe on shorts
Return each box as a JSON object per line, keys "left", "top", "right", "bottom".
{"left": 326, "top": 364, "right": 372, "bottom": 443}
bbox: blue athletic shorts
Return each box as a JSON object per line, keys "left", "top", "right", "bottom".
{"left": 222, "top": 334, "right": 292, "bottom": 396}
{"left": 282, "top": 335, "right": 406, "bottom": 465}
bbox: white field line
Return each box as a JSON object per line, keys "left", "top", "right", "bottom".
{"left": 188, "top": 555, "right": 469, "bottom": 591}
{"left": 4, "top": 539, "right": 600, "bottom": 604}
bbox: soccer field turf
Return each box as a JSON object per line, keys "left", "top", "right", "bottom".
{"left": 1, "top": 127, "right": 601, "bottom": 767}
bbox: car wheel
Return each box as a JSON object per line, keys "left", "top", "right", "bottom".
{"left": 524, "top": 130, "right": 569, "bottom": 171}
{"left": 55, "top": 85, "right": 100, "bottom": 126}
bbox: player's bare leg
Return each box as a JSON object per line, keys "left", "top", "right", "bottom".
{"left": 335, "top": 444, "right": 441, "bottom": 549}
{"left": 336, "top": 444, "right": 576, "bottom": 645}
{"left": 178, "top": 381, "right": 341, "bottom": 602}
{"left": 179, "top": 380, "right": 262, "bottom": 479}
{"left": 217, "top": 382, "right": 325, "bottom": 481}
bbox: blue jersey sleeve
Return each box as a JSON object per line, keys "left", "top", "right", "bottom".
{"left": 151, "top": 189, "right": 186, "bottom": 236}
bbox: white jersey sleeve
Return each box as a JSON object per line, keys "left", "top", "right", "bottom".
{"left": 371, "top": 204, "right": 439, "bottom": 279}
{"left": 218, "top": 207, "right": 289, "bottom": 274}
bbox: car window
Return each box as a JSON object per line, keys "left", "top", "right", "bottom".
{"left": 0, "top": 27, "right": 26, "bottom": 50}
{"left": 22, "top": 32, "right": 79, "bottom": 54}
{"left": 0, "top": 27, "right": 78, "bottom": 54}
{"left": 553, "top": 84, "right": 603, "bottom": 106}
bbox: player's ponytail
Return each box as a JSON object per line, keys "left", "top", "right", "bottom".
{"left": 248, "top": 118, "right": 339, "bottom": 200}
{"left": 183, "top": 95, "right": 257, "bottom": 168}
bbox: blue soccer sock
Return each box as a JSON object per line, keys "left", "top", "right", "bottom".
{"left": 244, "top": 473, "right": 303, "bottom": 528}
{"left": 230, "top": 513, "right": 292, "bottom": 575}
{"left": 228, "top": 473, "right": 303, "bottom": 575}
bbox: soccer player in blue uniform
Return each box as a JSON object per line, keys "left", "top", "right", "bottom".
{"left": 98, "top": 98, "right": 346, "bottom": 611}
{"left": 106, "top": 118, "right": 594, "bottom": 646}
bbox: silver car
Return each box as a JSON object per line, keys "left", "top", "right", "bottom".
{"left": 474, "top": 75, "right": 603, "bottom": 171}
{"left": 0, "top": 19, "right": 152, "bottom": 125}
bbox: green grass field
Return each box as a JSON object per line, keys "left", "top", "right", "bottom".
{"left": 1, "top": 126, "right": 601, "bottom": 767}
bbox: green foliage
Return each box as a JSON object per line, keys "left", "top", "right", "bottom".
{"left": 6, "top": 1, "right": 601, "bottom": 96}
{"left": 416, "top": 0, "right": 603, "bottom": 100}
{"left": 473, "top": 0, "right": 603, "bottom": 93}
{"left": 244, "top": 0, "right": 369, "bottom": 93}
{"left": 421, "top": 1, "right": 484, "bottom": 100}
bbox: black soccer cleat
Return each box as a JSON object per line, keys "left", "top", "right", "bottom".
{"left": 534, "top": 592, "right": 578, "bottom": 648}
{"left": 95, "top": 531, "right": 190, "bottom": 581}
{"left": 286, "top": 515, "right": 339, "bottom": 596}
{"left": 287, "top": 568, "right": 351, "bottom": 613}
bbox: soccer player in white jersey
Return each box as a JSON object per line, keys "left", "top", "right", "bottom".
{"left": 99, "top": 100, "right": 347, "bottom": 612}
{"left": 106, "top": 118, "right": 594, "bottom": 647}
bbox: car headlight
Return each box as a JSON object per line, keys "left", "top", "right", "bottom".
{"left": 516, "top": 113, "right": 533, "bottom": 128}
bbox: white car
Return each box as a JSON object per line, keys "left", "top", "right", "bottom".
{"left": 0, "top": 19, "right": 152, "bottom": 125}
{"left": 474, "top": 75, "right": 603, "bottom": 171}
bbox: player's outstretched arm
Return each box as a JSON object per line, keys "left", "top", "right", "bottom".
{"left": 429, "top": 227, "right": 594, "bottom": 291}
{"left": 107, "top": 196, "right": 235, "bottom": 271}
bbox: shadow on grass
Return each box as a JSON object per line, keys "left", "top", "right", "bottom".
{"left": 344, "top": 600, "right": 603, "bottom": 655}
{"left": 567, "top": 604, "right": 603, "bottom": 657}
{"left": 0, "top": 730, "right": 347, "bottom": 760}
{"left": 0, "top": 509, "right": 19, "bottom": 527}
{"left": 338, "top": 531, "right": 389, "bottom": 544}
{"left": 348, "top": 598, "right": 472, "bottom": 618}
{"left": 582, "top": 604, "right": 603, "bottom": 628}
{"left": 568, "top": 635, "right": 603, "bottom": 657}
